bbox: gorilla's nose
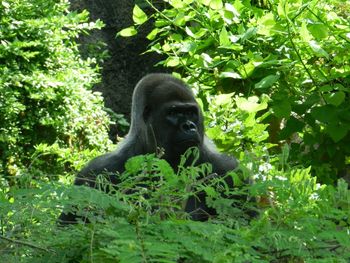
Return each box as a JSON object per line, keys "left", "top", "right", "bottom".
{"left": 180, "top": 120, "right": 197, "bottom": 133}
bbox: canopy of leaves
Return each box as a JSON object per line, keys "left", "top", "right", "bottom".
{"left": 121, "top": 0, "right": 350, "bottom": 183}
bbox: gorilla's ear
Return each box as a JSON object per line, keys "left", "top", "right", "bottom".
{"left": 143, "top": 106, "right": 151, "bottom": 121}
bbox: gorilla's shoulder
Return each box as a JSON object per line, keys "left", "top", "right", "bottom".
{"left": 202, "top": 139, "right": 238, "bottom": 174}
{"left": 207, "top": 151, "right": 238, "bottom": 174}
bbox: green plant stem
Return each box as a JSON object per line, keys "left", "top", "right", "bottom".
{"left": 135, "top": 218, "right": 148, "bottom": 263}
{"left": 90, "top": 226, "right": 95, "bottom": 263}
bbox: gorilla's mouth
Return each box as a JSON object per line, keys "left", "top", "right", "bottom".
{"left": 178, "top": 138, "right": 200, "bottom": 146}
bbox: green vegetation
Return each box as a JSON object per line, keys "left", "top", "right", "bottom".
{"left": 0, "top": 0, "right": 111, "bottom": 185}
{"left": 1, "top": 0, "right": 349, "bottom": 262}
{"left": 124, "top": 0, "right": 350, "bottom": 184}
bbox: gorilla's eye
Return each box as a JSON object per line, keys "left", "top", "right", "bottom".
{"left": 166, "top": 108, "right": 179, "bottom": 126}
{"left": 168, "top": 108, "right": 177, "bottom": 116}
{"left": 186, "top": 107, "right": 199, "bottom": 120}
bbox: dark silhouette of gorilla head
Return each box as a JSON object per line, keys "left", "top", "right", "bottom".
{"left": 127, "top": 74, "right": 205, "bottom": 167}
{"left": 59, "top": 73, "right": 238, "bottom": 222}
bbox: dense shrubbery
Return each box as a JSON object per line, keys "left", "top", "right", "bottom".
{"left": 1, "top": 0, "right": 349, "bottom": 262}
{"left": 121, "top": 0, "right": 350, "bottom": 183}
{"left": 0, "top": 0, "right": 112, "bottom": 186}
{"left": 2, "top": 151, "right": 349, "bottom": 261}
{"left": 0, "top": 0, "right": 113, "bottom": 257}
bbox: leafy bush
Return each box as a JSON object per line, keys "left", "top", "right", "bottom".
{"left": 1, "top": 1, "right": 349, "bottom": 262}
{"left": 0, "top": 0, "right": 112, "bottom": 186}
{"left": 120, "top": 0, "right": 350, "bottom": 183}
{"left": 1, "top": 151, "right": 349, "bottom": 262}
{"left": 206, "top": 93, "right": 271, "bottom": 157}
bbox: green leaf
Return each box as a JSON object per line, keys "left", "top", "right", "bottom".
{"left": 133, "top": 5, "right": 148, "bottom": 25}
{"left": 174, "top": 12, "right": 186, "bottom": 26}
{"left": 257, "top": 13, "right": 275, "bottom": 36}
{"left": 209, "top": 0, "right": 223, "bottom": 10}
{"left": 326, "top": 124, "right": 348, "bottom": 142}
{"left": 125, "top": 155, "right": 147, "bottom": 173}
{"left": 236, "top": 96, "right": 268, "bottom": 113}
{"left": 223, "top": 3, "right": 240, "bottom": 24}
{"left": 272, "top": 99, "right": 291, "bottom": 119}
{"left": 237, "top": 61, "right": 255, "bottom": 78}
{"left": 308, "top": 24, "right": 329, "bottom": 40}
{"left": 319, "top": 85, "right": 333, "bottom": 92}
{"left": 300, "top": 22, "right": 313, "bottom": 42}
{"left": 241, "top": 27, "right": 257, "bottom": 42}
{"left": 200, "top": 0, "right": 211, "bottom": 6}
{"left": 147, "top": 28, "right": 159, "bottom": 40}
{"left": 279, "top": 116, "right": 305, "bottom": 139}
{"left": 254, "top": 74, "right": 279, "bottom": 89}
{"left": 219, "top": 27, "right": 231, "bottom": 46}
{"left": 324, "top": 91, "right": 345, "bottom": 107}
{"left": 225, "top": 3, "right": 240, "bottom": 17}
{"left": 170, "top": 0, "right": 185, "bottom": 8}
{"left": 185, "top": 26, "right": 196, "bottom": 38}
{"left": 311, "top": 105, "right": 338, "bottom": 123}
{"left": 117, "top": 26, "right": 137, "bottom": 37}
{"left": 166, "top": 57, "right": 180, "bottom": 67}
{"left": 277, "top": 0, "right": 289, "bottom": 18}
{"left": 219, "top": 71, "right": 242, "bottom": 79}
{"left": 309, "top": 40, "right": 329, "bottom": 59}
{"left": 179, "top": 42, "right": 197, "bottom": 53}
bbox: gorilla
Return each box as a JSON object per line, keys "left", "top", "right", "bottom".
{"left": 59, "top": 73, "right": 238, "bottom": 223}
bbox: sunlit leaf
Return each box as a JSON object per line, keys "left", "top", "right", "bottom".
{"left": 308, "top": 24, "right": 329, "bottom": 40}
{"left": 185, "top": 26, "right": 196, "bottom": 38}
{"left": 236, "top": 96, "right": 268, "bottom": 113}
{"left": 209, "top": 0, "right": 223, "bottom": 10}
{"left": 166, "top": 57, "right": 180, "bottom": 67}
{"left": 300, "top": 22, "right": 313, "bottom": 42}
{"left": 170, "top": 0, "right": 185, "bottom": 8}
{"left": 219, "top": 71, "right": 242, "bottom": 79}
{"left": 219, "top": 27, "right": 231, "bottom": 46}
{"left": 277, "top": 0, "right": 289, "bottom": 18}
{"left": 146, "top": 28, "right": 159, "bottom": 40}
{"left": 174, "top": 12, "right": 185, "bottom": 26}
{"left": 257, "top": 13, "right": 275, "bottom": 36}
{"left": 133, "top": 5, "right": 148, "bottom": 25}
{"left": 237, "top": 61, "right": 255, "bottom": 79}
{"left": 179, "top": 41, "right": 197, "bottom": 53}
{"left": 309, "top": 40, "right": 329, "bottom": 59}
{"left": 117, "top": 26, "right": 137, "bottom": 37}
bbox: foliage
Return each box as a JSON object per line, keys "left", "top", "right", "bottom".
{"left": 1, "top": 151, "right": 349, "bottom": 262}
{"left": 1, "top": 1, "right": 350, "bottom": 262}
{"left": 206, "top": 93, "right": 271, "bottom": 157}
{"left": 0, "top": 0, "right": 113, "bottom": 185}
{"left": 119, "top": 0, "right": 350, "bottom": 183}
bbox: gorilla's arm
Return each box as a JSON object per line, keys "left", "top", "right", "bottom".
{"left": 58, "top": 150, "right": 130, "bottom": 224}
{"left": 201, "top": 138, "right": 238, "bottom": 175}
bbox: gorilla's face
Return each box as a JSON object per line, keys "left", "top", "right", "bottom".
{"left": 163, "top": 101, "right": 201, "bottom": 147}
{"left": 143, "top": 82, "right": 204, "bottom": 162}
